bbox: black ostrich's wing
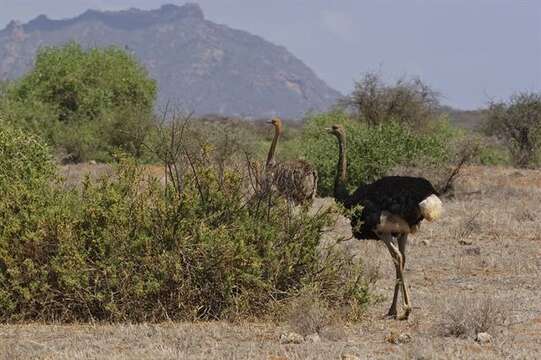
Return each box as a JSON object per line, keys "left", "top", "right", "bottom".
{"left": 347, "top": 176, "right": 438, "bottom": 228}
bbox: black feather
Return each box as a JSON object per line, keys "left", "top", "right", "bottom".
{"left": 343, "top": 176, "right": 438, "bottom": 240}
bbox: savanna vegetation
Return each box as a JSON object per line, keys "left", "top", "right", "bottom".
{"left": 0, "top": 42, "right": 156, "bottom": 162}
{"left": 0, "top": 123, "right": 371, "bottom": 322}
{"left": 0, "top": 44, "right": 539, "bottom": 326}
{"left": 483, "top": 92, "right": 541, "bottom": 168}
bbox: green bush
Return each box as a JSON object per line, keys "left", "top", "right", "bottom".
{"left": 0, "top": 127, "right": 370, "bottom": 322}
{"left": 484, "top": 92, "right": 541, "bottom": 168}
{"left": 2, "top": 42, "right": 156, "bottom": 162}
{"left": 295, "top": 111, "right": 452, "bottom": 196}
{"left": 477, "top": 145, "right": 511, "bottom": 166}
{"left": 0, "top": 95, "right": 59, "bottom": 140}
{"left": 0, "top": 126, "right": 62, "bottom": 317}
{"left": 10, "top": 43, "right": 155, "bottom": 122}
{"left": 341, "top": 72, "right": 439, "bottom": 129}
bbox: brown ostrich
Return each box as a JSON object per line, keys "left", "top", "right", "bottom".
{"left": 327, "top": 124, "right": 442, "bottom": 320}
{"left": 263, "top": 117, "right": 318, "bottom": 205}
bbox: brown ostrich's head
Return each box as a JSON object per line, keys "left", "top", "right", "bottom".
{"left": 267, "top": 117, "right": 283, "bottom": 134}
{"left": 325, "top": 124, "right": 345, "bottom": 138}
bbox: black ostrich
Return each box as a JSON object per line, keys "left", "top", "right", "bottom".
{"left": 326, "top": 124, "right": 442, "bottom": 320}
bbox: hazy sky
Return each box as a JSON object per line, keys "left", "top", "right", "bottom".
{"left": 1, "top": 0, "right": 540, "bottom": 109}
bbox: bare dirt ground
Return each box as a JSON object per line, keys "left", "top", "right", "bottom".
{"left": 1, "top": 165, "right": 540, "bottom": 359}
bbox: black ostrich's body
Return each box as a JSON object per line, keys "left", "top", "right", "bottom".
{"left": 343, "top": 176, "right": 439, "bottom": 240}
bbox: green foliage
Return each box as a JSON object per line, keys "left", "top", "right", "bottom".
{"left": 341, "top": 72, "right": 439, "bottom": 129}
{"left": 0, "top": 127, "right": 370, "bottom": 322}
{"left": 484, "top": 92, "right": 541, "bottom": 168}
{"left": 2, "top": 42, "right": 156, "bottom": 162}
{"left": 0, "top": 94, "right": 58, "bottom": 139}
{"left": 0, "top": 80, "right": 7, "bottom": 98}
{"left": 476, "top": 143, "right": 511, "bottom": 166}
{"left": 10, "top": 42, "right": 155, "bottom": 122}
{"left": 296, "top": 111, "right": 452, "bottom": 196}
{"left": 0, "top": 125, "right": 56, "bottom": 192}
{"left": 0, "top": 127, "right": 60, "bottom": 316}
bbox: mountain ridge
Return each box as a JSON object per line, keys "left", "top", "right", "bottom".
{"left": 0, "top": 3, "right": 341, "bottom": 118}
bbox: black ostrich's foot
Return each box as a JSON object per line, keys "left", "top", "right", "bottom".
{"left": 384, "top": 306, "right": 398, "bottom": 319}
{"left": 397, "top": 306, "right": 411, "bottom": 321}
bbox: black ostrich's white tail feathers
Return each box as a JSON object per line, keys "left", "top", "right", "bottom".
{"left": 419, "top": 194, "right": 443, "bottom": 221}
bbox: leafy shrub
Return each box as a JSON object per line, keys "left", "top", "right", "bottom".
{"left": 11, "top": 42, "right": 155, "bottom": 122}
{"left": 0, "top": 95, "right": 59, "bottom": 140}
{"left": 2, "top": 42, "right": 156, "bottom": 162}
{"left": 0, "top": 126, "right": 371, "bottom": 322}
{"left": 484, "top": 92, "right": 541, "bottom": 168}
{"left": 295, "top": 111, "right": 451, "bottom": 196}
{"left": 477, "top": 145, "right": 510, "bottom": 166}
{"left": 0, "top": 126, "right": 62, "bottom": 317}
{"left": 340, "top": 72, "right": 439, "bottom": 129}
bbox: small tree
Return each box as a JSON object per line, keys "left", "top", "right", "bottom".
{"left": 5, "top": 42, "right": 157, "bottom": 162}
{"left": 484, "top": 92, "right": 541, "bottom": 168}
{"left": 341, "top": 72, "right": 439, "bottom": 129}
{"left": 11, "top": 42, "right": 156, "bottom": 122}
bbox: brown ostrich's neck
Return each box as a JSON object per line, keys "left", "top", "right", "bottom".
{"left": 334, "top": 132, "right": 350, "bottom": 204}
{"left": 266, "top": 123, "right": 281, "bottom": 167}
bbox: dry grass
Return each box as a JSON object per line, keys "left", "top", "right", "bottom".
{"left": 2, "top": 164, "right": 541, "bottom": 359}
{"left": 437, "top": 295, "right": 508, "bottom": 338}
{"left": 452, "top": 211, "right": 481, "bottom": 242}
{"left": 283, "top": 289, "right": 334, "bottom": 337}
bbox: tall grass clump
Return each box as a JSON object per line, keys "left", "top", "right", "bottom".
{"left": 438, "top": 295, "right": 507, "bottom": 338}
{"left": 296, "top": 111, "right": 452, "bottom": 196}
{"left": 0, "top": 123, "right": 371, "bottom": 322}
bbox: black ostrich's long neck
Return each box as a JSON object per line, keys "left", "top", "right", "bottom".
{"left": 266, "top": 125, "right": 280, "bottom": 168}
{"left": 334, "top": 132, "right": 350, "bottom": 205}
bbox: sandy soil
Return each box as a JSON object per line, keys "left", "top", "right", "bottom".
{"left": 1, "top": 165, "right": 540, "bottom": 359}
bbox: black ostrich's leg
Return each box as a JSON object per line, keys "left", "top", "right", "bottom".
{"left": 397, "top": 234, "right": 411, "bottom": 320}
{"left": 386, "top": 234, "right": 401, "bottom": 318}
{"left": 398, "top": 233, "right": 407, "bottom": 267}
{"left": 387, "top": 259, "right": 401, "bottom": 318}
{"left": 380, "top": 233, "right": 403, "bottom": 319}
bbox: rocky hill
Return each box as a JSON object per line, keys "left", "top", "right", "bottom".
{"left": 0, "top": 3, "right": 341, "bottom": 118}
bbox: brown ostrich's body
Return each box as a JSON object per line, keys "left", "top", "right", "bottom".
{"left": 264, "top": 118, "right": 317, "bottom": 204}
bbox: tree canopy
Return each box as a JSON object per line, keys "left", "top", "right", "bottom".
{"left": 2, "top": 42, "right": 157, "bottom": 162}
{"left": 341, "top": 72, "right": 439, "bottom": 129}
